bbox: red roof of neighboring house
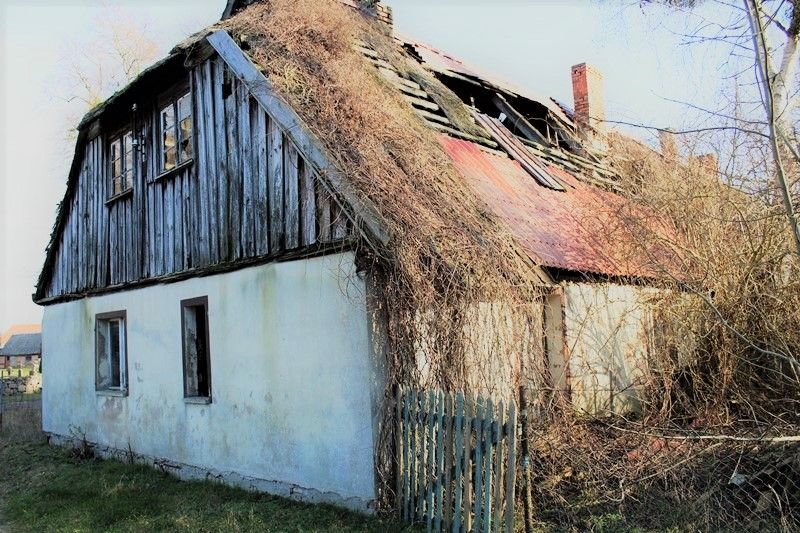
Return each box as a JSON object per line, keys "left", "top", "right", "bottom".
{"left": 439, "top": 135, "right": 676, "bottom": 278}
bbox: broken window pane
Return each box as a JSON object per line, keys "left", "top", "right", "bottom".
{"left": 124, "top": 132, "right": 134, "bottom": 190}
{"left": 112, "top": 161, "right": 123, "bottom": 194}
{"left": 110, "top": 138, "right": 121, "bottom": 165}
{"left": 180, "top": 116, "right": 193, "bottom": 161}
{"left": 96, "top": 313, "right": 126, "bottom": 392}
{"left": 177, "top": 93, "right": 191, "bottom": 121}
{"left": 96, "top": 325, "right": 110, "bottom": 389}
{"left": 161, "top": 103, "right": 176, "bottom": 171}
{"left": 182, "top": 299, "right": 210, "bottom": 399}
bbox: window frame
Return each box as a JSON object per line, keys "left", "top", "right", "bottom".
{"left": 157, "top": 82, "right": 194, "bottom": 179}
{"left": 108, "top": 128, "right": 135, "bottom": 201}
{"left": 94, "top": 310, "right": 129, "bottom": 395}
{"left": 180, "top": 296, "right": 212, "bottom": 402}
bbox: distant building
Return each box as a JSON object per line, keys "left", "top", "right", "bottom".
{"left": 0, "top": 326, "right": 42, "bottom": 369}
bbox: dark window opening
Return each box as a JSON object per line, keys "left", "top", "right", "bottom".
{"left": 96, "top": 311, "right": 127, "bottom": 392}
{"left": 181, "top": 297, "right": 210, "bottom": 399}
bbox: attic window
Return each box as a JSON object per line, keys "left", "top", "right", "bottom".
{"left": 159, "top": 92, "right": 193, "bottom": 173}
{"left": 110, "top": 131, "right": 134, "bottom": 197}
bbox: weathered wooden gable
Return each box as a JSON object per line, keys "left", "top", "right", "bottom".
{"left": 38, "top": 41, "right": 363, "bottom": 303}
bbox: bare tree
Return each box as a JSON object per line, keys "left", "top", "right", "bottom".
{"left": 744, "top": 0, "right": 800, "bottom": 253}
{"left": 641, "top": 0, "right": 800, "bottom": 254}
{"left": 58, "top": 5, "right": 158, "bottom": 122}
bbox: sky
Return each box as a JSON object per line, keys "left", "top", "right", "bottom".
{"left": 0, "top": 0, "right": 732, "bottom": 332}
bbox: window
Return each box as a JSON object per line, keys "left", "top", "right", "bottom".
{"left": 181, "top": 297, "right": 210, "bottom": 400}
{"left": 160, "top": 92, "right": 193, "bottom": 173}
{"left": 95, "top": 311, "right": 127, "bottom": 392}
{"left": 110, "top": 131, "right": 134, "bottom": 196}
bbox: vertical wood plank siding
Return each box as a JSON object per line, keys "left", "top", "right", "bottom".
{"left": 44, "top": 55, "right": 352, "bottom": 299}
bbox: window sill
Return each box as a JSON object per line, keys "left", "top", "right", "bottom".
{"left": 154, "top": 159, "right": 193, "bottom": 182}
{"left": 96, "top": 389, "right": 128, "bottom": 398}
{"left": 184, "top": 396, "right": 211, "bottom": 405}
{"left": 105, "top": 188, "right": 133, "bottom": 206}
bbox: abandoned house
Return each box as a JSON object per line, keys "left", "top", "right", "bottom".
{"left": 35, "top": 0, "right": 678, "bottom": 511}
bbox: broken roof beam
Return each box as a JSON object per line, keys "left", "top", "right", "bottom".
{"left": 428, "top": 122, "right": 499, "bottom": 148}
{"left": 492, "top": 93, "right": 551, "bottom": 147}
{"left": 473, "top": 112, "right": 565, "bottom": 191}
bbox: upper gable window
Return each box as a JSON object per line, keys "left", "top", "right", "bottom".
{"left": 110, "top": 131, "right": 134, "bottom": 197}
{"left": 159, "top": 92, "right": 193, "bottom": 173}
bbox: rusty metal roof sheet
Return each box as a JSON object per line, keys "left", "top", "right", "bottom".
{"left": 439, "top": 135, "right": 675, "bottom": 278}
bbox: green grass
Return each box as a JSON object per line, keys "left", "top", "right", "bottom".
{"left": 2, "top": 391, "right": 41, "bottom": 405}
{"left": 0, "top": 408, "right": 410, "bottom": 532}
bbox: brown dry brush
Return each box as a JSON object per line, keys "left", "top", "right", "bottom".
{"left": 224, "top": 0, "right": 548, "bottom": 509}
{"left": 521, "top": 136, "right": 800, "bottom": 529}
{"left": 608, "top": 134, "right": 800, "bottom": 426}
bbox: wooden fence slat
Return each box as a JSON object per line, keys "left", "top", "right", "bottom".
{"left": 464, "top": 396, "right": 474, "bottom": 533}
{"left": 492, "top": 402, "right": 504, "bottom": 533}
{"left": 417, "top": 391, "right": 428, "bottom": 523}
{"left": 426, "top": 390, "right": 437, "bottom": 532}
{"left": 403, "top": 390, "right": 417, "bottom": 522}
{"left": 434, "top": 390, "right": 445, "bottom": 532}
{"left": 400, "top": 389, "right": 407, "bottom": 522}
{"left": 482, "top": 399, "right": 494, "bottom": 533}
{"left": 442, "top": 392, "right": 454, "bottom": 531}
{"left": 473, "top": 396, "right": 484, "bottom": 531}
{"left": 403, "top": 389, "right": 412, "bottom": 522}
{"left": 396, "top": 385, "right": 404, "bottom": 518}
{"left": 453, "top": 392, "right": 464, "bottom": 533}
{"left": 504, "top": 402, "right": 517, "bottom": 533}
{"left": 409, "top": 389, "right": 418, "bottom": 523}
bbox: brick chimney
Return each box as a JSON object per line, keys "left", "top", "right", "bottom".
{"left": 571, "top": 63, "right": 605, "bottom": 137}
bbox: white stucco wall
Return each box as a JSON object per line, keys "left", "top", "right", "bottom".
{"left": 563, "top": 282, "right": 658, "bottom": 414}
{"left": 42, "top": 252, "right": 382, "bottom": 511}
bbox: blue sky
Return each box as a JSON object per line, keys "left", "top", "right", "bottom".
{"left": 0, "top": 0, "right": 730, "bottom": 331}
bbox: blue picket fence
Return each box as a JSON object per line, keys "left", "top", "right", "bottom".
{"left": 396, "top": 387, "right": 517, "bottom": 533}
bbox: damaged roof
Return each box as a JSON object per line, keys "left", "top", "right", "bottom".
{"left": 42, "top": 0, "right": 676, "bottom": 293}
{"left": 440, "top": 136, "right": 673, "bottom": 278}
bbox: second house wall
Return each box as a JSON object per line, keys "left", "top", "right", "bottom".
{"left": 41, "top": 252, "right": 382, "bottom": 509}
{"left": 562, "top": 282, "right": 659, "bottom": 414}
